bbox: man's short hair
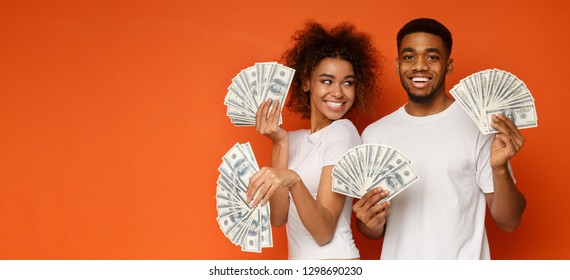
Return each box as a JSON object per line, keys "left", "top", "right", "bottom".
{"left": 397, "top": 18, "right": 453, "bottom": 55}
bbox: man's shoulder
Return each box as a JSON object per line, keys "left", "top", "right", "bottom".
{"left": 364, "top": 108, "right": 401, "bottom": 130}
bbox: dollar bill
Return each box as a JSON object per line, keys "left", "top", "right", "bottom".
{"left": 240, "top": 66, "right": 261, "bottom": 108}
{"left": 331, "top": 144, "right": 419, "bottom": 202}
{"left": 241, "top": 208, "right": 262, "bottom": 253}
{"left": 215, "top": 142, "right": 273, "bottom": 252}
{"left": 375, "top": 162, "right": 420, "bottom": 203}
{"left": 262, "top": 64, "right": 294, "bottom": 106}
{"left": 260, "top": 205, "right": 273, "bottom": 247}
{"left": 450, "top": 68, "right": 538, "bottom": 134}
{"left": 224, "top": 62, "right": 295, "bottom": 127}
{"left": 486, "top": 105, "right": 538, "bottom": 133}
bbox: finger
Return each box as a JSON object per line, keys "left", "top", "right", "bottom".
{"left": 247, "top": 169, "right": 266, "bottom": 203}
{"left": 495, "top": 133, "right": 520, "bottom": 155}
{"left": 251, "top": 170, "right": 274, "bottom": 207}
{"left": 256, "top": 99, "right": 271, "bottom": 119}
{"left": 363, "top": 189, "right": 389, "bottom": 209}
{"left": 496, "top": 113, "right": 519, "bottom": 132}
{"left": 492, "top": 114, "right": 521, "bottom": 139}
{"left": 369, "top": 204, "right": 390, "bottom": 227}
{"left": 358, "top": 200, "right": 390, "bottom": 228}
{"left": 354, "top": 189, "right": 389, "bottom": 223}
{"left": 498, "top": 113, "right": 525, "bottom": 147}
{"left": 251, "top": 183, "right": 268, "bottom": 208}
{"left": 258, "top": 182, "right": 277, "bottom": 207}
{"left": 360, "top": 187, "right": 383, "bottom": 204}
{"left": 255, "top": 100, "right": 272, "bottom": 132}
{"left": 353, "top": 188, "right": 379, "bottom": 212}
{"left": 372, "top": 200, "right": 391, "bottom": 214}
{"left": 266, "top": 100, "right": 281, "bottom": 126}
{"left": 490, "top": 114, "right": 510, "bottom": 135}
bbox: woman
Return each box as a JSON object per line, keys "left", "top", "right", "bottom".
{"left": 247, "top": 20, "right": 382, "bottom": 259}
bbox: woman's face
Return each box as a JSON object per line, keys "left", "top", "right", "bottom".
{"left": 304, "top": 57, "right": 355, "bottom": 130}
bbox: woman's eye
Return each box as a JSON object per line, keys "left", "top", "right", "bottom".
{"left": 343, "top": 81, "right": 354, "bottom": 86}
{"left": 321, "top": 80, "right": 332, "bottom": 85}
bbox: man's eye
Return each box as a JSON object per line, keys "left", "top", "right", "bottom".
{"left": 427, "top": 56, "right": 439, "bottom": 60}
{"left": 403, "top": 55, "right": 414, "bottom": 60}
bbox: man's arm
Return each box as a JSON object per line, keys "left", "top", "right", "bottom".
{"left": 487, "top": 114, "right": 527, "bottom": 232}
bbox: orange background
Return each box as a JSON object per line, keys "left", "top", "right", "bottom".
{"left": 1, "top": 0, "right": 569, "bottom": 260}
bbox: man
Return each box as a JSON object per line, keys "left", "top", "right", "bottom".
{"left": 354, "top": 18, "right": 526, "bottom": 259}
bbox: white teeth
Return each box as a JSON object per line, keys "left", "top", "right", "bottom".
{"left": 412, "top": 77, "right": 429, "bottom": 82}
{"left": 326, "top": 101, "right": 343, "bottom": 108}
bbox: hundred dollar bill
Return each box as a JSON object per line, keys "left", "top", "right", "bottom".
{"left": 376, "top": 162, "right": 420, "bottom": 203}
{"left": 221, "top": 143, "right": 258, "bottom": 188}
{"left": 332, "top": 175, "right": 361, "bottom": 198}
{"left": 217, "top": 206, "right": 251, "bottom": 240}
{"left": 369, "top": 148, "right": 412, "bottom": 188}
{"left": 485, "top": 104, "right": 538, "bottom": 134}
{"left": 241, "top": 208, "right": 262, "bottom": 253}
{"left": 241, "top": 142, "right": 260, "bottom": 170}
{"left": 228, "top": 78, "right": 256, "bottom": 112}
{"left": 224, "top": 62, "right": 295, "bottom": 127}
{"left": 331, "top": 144, "right": 419, "bottom": 200}
{"left": 217, "top": 172, "right": 250, "bottom": 209}
{"left": 451, "top": 68, "right": 538, "bottom": 135}
{"left": 262, "top": 64, "right": 295, "bottom": 102}
{"left": 334, "top": 154, "right": 362, "bottom": 190}
{"left": 263, "top": 64, "right": 295, "bottom": 125}
{"left": 216, "top": 142, "right": 273, "bottom": 252}
{"left": 450, "top": 84, "right": 483, "bottom": 128}
{"left": 256, "top": 62, "right": 276, "bottom": 97}
{"left": 225, "top": 209, "right": 255, "bottom": 246}
{"left": 226, "top": 106, "right": 255, "bottom": 125}
{"left": 224, "top": 88, "right": 256, "bottom": 116}
{"left": 239, "top": 66, "right": 261, "bottom": 108}
{"left": 260, "top": 205, "right": 273, "bottom": 247}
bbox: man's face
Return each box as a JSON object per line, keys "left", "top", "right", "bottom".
{"left": 397, "top": 32, "right": 453, "bottom": 104}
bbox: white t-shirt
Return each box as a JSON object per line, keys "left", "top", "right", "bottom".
{"left": 286, "top": 119, "right": 361, "bottom": 259}
{"left": 361, "top": 102, "right": 495, "bottom": 259}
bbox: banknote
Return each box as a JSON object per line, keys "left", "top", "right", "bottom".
{"left": 450, "top": 68, "right": 538, "bottom": 134}
{"left": 331, "top": 144, "right": 419, "bottom": 203}
{"left": 485, "top": 105, "right": 538, "bottom": 133}
{"left": 374, "top": 162, "right": 420, "bottom": 203}
{"left": 216, "top": 142, "right": 272, "bottom": 252}
{"left": 224, "top": 62, "right": 295, "bottom": 126}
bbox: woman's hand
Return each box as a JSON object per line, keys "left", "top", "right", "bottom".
{"left": 256, "top": 99, "right": 287, "bottom": 144}
{"left": 247, "top": 167, "right": 300, "bottom": 208}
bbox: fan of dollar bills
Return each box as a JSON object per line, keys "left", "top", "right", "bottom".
{"left": 224, "top": 62, "right": 295, "bottom": 126}
{"left": 332, "top": 144, "right": 420, "bottom": 203}
{"left": 216, "top": 142, "right": 273, "bottom": 253}
{"left": 450, "top": 68, "right": 538, "bottom": 135}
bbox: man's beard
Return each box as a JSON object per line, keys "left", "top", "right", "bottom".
{"left": 407, "top": 89, "right": 437, "bottom": 104}
{"left": 401, "top": 79, "right": 445, "bottom": 104}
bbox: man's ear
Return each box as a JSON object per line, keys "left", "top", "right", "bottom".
{"left": 446, "top": 58, "right": 454, "bottom": 75}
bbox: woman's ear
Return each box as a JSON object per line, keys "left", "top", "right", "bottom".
{"left": 302, "top": 81, "right": 310, "bottom": 93}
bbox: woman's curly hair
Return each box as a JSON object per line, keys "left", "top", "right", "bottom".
{"left": 282, "top": 20, "right": 382, "bottom": 119}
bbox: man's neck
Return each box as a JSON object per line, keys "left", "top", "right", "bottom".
{"left": 404, "top": 93, "right": 454, "bottom": 117}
